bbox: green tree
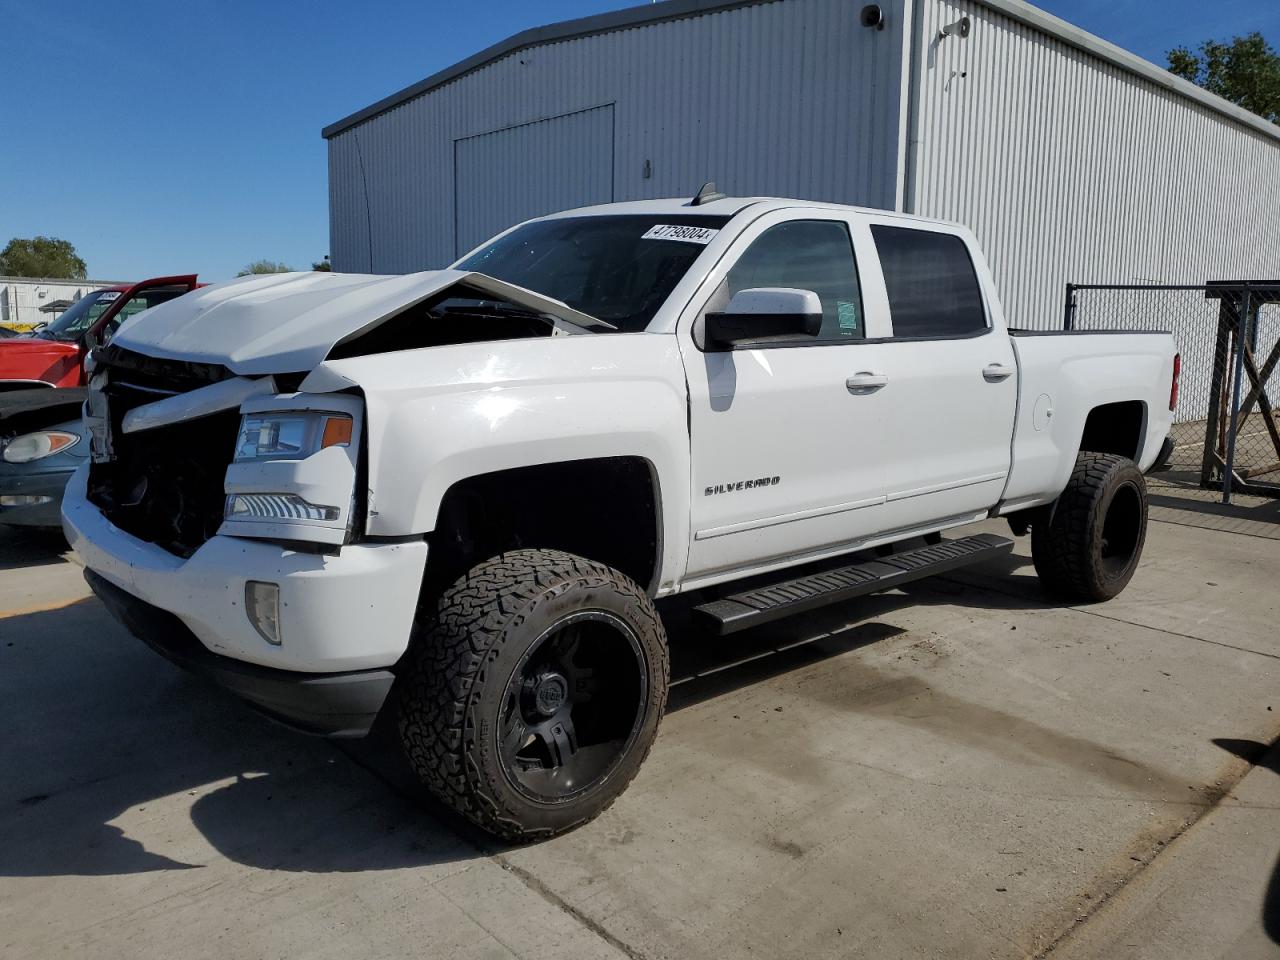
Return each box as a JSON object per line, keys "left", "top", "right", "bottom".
{"left": 1168, "top": 32, "right": 1280, "bottom": 124}
{"left": 0, "top": 236, "right": 88, "bottom": 279}
{"left": 237, "top": 259, "right": 293, "bottom": 276}
{"left": 311, "top": 256, "right": 331, "bottom": 272}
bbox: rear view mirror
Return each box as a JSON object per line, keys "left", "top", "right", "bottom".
{"left": 704, "top": 288, "right": 822, "bottom": 348}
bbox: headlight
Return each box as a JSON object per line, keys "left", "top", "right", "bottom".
{"left": 3, "top": 431, "right": 81, "bottom": 464}
{"left": 233, "top": 411, "right": 352, "bottom": 462}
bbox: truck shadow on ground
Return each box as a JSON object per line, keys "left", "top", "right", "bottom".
{"left": 0, "top": 599, "right": 487, "bottom": 879}
{"left": 0, "top": 526, "right": 71, "bottom": 571}
{"left": 1212, "top": 738, "right": 1280, "bottom": 945}
{"left": 0, "top": 549, "right": 1154, "bottom": 881}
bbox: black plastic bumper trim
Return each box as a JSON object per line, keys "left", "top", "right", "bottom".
{"left": 1148, "top": 435, "right": 1176, "bottom": 473}
{"left": 85, "top": 570, "right": 394, "bottom": 738}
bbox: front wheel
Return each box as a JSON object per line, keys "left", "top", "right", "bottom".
{"left": 397, "top": 548, "right": 669, "bottom": 842}
{"left": 1031, "top": 452, "right": 1148, "bottom": 602}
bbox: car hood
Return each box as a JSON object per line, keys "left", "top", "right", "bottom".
{"left": 0, "top": 337, "right": 79, "bottom": 381}
{"left": 111, "top": 269, "right": 607, "bottom": 376}
{"left": 0, "top": 387, "right": 88, "bottom": 430}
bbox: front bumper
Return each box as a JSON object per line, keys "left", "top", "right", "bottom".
{"left": 0, "top": 468, "right": 73, "bottom": 527}
{"left": 61, "top": 464, "right": 428, "bottom": 674}
{"left": 87, "top": 570, "right": 393, "bottom": 737}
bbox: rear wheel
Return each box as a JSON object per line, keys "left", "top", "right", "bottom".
{"left": 1032, "top": 452, "right": 1148, "bottom": 602}
{"left": 397, "top": 548, "right": 668, "bottom": 842}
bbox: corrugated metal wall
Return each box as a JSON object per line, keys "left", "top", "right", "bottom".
{"left": 454, "top": 104, "right": 616, "bottom": 257}
{"left": 0, "top": 279, "right": 118, "bottom": 329}
{"left": 909, "top": 0, "right": 1280, "bottom": 329}
{"left": 327, "top": 0, "right": 908, "bottom": 272}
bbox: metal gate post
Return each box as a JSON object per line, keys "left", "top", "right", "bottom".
{"left": 1062, "top": 284, "right": 1077, "bottom": 330}
{"left": 1222, "top": 284, "right": 1251, "bottom": 503}
{"left": 1201, "top": 298, "right": 1233, "bottom": 489}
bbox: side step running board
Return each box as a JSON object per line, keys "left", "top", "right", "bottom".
{"left": 692, "top": 533, "right": 1014, "bottom": 635}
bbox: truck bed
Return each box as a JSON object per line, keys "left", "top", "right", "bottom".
{"left": 1000, "top": 330, "right": 1177, "bottom": 511}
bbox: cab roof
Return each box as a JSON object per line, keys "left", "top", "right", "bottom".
{"left": 534, "top": 194, "right": 963, "bottom": 230}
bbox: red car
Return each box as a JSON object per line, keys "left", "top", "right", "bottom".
{"left": 0, "top": 275, "right": 200, "bottom": 390}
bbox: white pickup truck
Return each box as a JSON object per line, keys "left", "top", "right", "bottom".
{"left": 64, "top": 189, "right": 1178, "bottom": 841}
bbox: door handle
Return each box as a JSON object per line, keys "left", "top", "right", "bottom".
{"left": 982, "top": 363, "right": 1014, "bottom": 382}
{"left": 846, "top": 372, "right": 889, "bottom": 393}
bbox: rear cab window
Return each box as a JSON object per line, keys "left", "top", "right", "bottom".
{"left": 870, "top": 225, "right": 988, "bottom": 338}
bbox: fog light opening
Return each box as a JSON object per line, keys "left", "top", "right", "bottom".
{"left": 0, "top": 495, "right": 54, "bottom": 506}
{"left": 246, "top": 581, "right": 282, "bottom": 646}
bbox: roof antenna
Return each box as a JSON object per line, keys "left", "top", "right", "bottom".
{"left": 689, "top": 181, "right": 726, "bottom": 206}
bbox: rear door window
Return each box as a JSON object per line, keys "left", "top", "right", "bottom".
{"left": 870, "top": 226, "right": 987, "bottom": 338}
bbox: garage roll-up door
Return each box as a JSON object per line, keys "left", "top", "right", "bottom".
{"left": 453, "top": 104, "right": 615, "bottom": 257}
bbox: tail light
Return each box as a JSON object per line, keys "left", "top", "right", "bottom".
{"left": 1169, "top": 353, "right": 1181, "bottom": 411}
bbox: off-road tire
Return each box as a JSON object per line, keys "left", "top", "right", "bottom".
{"left": 397, "top": 548, "right": 669, "bottom": 842}
{"left": 1031, "top": 452, "right": 1148, "bottom": 602}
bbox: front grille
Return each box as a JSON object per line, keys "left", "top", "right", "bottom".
{"left": 88, "top": 348, "right": 241, "bottom": 558}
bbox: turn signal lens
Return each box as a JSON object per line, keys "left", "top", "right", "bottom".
{"left": 321, "top": 414, "right": 353, "bottom": 449}
{"left": 3, "top": 431, "right": 81, "bottom": 463}
{"left": 1169, "top": 353, "right": 1181, "bottom": 411}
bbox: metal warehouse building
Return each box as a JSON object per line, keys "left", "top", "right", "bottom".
{"left": 322, "top": 0, "right": 1280, "bottom": 328}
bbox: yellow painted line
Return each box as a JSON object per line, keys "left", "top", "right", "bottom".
{"left": 0, "top": 595, "right": 93, "bottom": 620}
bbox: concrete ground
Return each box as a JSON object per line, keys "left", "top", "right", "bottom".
{"left": 2, "top": 487, "right": 1278, "bottom": 959}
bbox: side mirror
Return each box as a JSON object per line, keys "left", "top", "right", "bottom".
{"left": 704, "top": 288, "right": 823, "bottom": 348}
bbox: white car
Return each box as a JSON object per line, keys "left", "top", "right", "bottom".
{"left": 64, "top": 190, "right": 1178, "bottom": 841}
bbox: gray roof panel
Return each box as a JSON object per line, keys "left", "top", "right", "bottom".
{"left": 321, "top": 0, "right": 1280, "bottom": 144}
{"left": 321, "top": 0, "right": 780, "bottom": 139}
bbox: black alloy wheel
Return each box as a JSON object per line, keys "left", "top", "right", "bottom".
{"left": 1098, "top": 478, "right": 1143, "bottom": 579}
{"left": 497, "top": 610, "right": 647, "bottom": 803}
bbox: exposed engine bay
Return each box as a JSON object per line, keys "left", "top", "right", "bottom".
{"left": 326, "top": 290, "right": 596, "bottom": 360}
{"left": 85, "top": 348, "right": 242, "bottom": 557}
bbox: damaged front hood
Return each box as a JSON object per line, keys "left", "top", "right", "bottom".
{"left": 111, "top": 269, "right": 607, "bottom": 376}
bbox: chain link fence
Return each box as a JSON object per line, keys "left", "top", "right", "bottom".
{"left": 1065, "top": 283, "right": 1280, "bottom": 502}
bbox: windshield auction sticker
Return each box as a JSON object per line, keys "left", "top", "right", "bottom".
{"left": 642, "top": 224, "right": 719, "bottom": 245}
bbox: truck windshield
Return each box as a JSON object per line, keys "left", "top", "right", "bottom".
{"left": 38, "top": 290, "right": 120, "bottom": 341}
{"left": 456, "top": 214, "right": 731, "bottom": 332}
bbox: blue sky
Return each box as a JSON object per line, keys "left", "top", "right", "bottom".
{"left": 2, "top": 0, "right": 1277, "bottom": 281}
